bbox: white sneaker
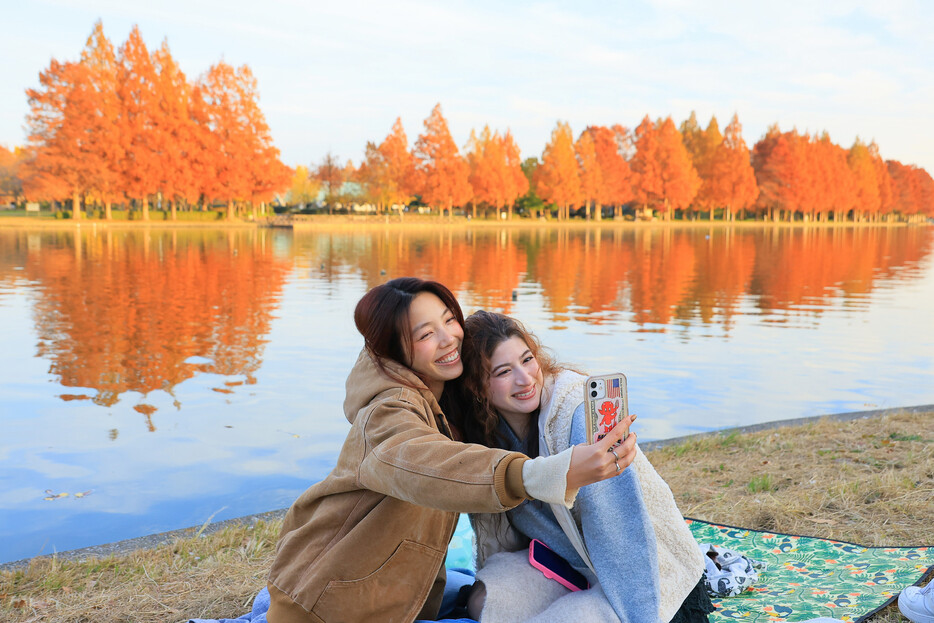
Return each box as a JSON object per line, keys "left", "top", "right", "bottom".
{"left": 899, "top": 581, "right": 934, "bottom": 623}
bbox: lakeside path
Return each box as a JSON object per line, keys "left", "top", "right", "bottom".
{"left": 1, "top": 406, "right": 931, "bottom": 622}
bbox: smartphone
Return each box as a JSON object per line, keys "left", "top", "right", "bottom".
{"left": 528, "top": 539, "right": 589, "bottom": 592}
{"left": 584, "top": 373, "right": 629, "bottom": 445}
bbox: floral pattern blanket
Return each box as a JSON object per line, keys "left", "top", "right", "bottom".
{"left": 446, "top": 515, "right": 932, "bottom": 623}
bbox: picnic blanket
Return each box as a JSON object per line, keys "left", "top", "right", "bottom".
{"left": 446, "top": 515, "right": 932, "bottom": 623}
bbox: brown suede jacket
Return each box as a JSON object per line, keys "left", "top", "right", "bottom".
{"left": 266, "top": 349, "right": 530, "bottom": 623}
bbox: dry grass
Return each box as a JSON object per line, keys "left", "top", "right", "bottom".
{"left": 648, "top": 410, "right": 934, "bottom": 623}
{"left": 0, "top": 521, "right": 280, "bottom": 623}
{"left": 1, "top": 411, "right": 930, "bottom": 622}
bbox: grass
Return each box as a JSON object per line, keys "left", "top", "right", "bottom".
{"left": 650, "top": 410, "right": 934, "bottom": 623}
{"left": 1, "top": 411, "right": 931, "bottom": 622}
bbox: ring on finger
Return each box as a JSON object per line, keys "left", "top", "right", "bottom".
{"left": 615, "top": 461, "right": 621, "bottom": 472}
{"left": 610, "top": 448, "right": 619, "bottom": 460}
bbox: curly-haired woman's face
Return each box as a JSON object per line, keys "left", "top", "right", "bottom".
{"left": 487, "top": 336, "right": 544, "bottom": 421}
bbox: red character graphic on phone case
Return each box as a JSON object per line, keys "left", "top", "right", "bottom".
{"left": 596, "top": 399, "right": 619, "bottom": 440}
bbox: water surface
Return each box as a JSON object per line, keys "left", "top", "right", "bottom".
{"left": 1, "top": 225, "right": 932, "bottom": 563}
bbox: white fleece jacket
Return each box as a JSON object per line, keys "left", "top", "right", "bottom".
{"left": 472, "top": 370, "right": 705, "bottom": 623}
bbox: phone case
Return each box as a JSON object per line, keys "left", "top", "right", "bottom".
{"left": 528, "top": 539, "right": 589, "bottom": 592}
{"left": 584, "top": 373, "right": 629, "bottom": 445}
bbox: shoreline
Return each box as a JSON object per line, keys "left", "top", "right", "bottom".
{"left": 3, "top": 402, "right": 930, "bottom": 573}
{"left": 0, "top": 214, "right": 927, "bottom": 231}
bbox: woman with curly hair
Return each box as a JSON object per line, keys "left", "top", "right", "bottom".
{"left": 456, "top": 310, "right": 712, "bottom": 623}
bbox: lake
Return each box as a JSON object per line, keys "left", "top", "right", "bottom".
{"left": 1, "top": 224, "right": 932, "bottom": 564}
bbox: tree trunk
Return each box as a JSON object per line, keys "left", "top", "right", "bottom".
{"left": 170, "top": 199, "right": 177, "bottom": 221}
{"left": 72, "top": 192, "right": 82, "bottom": 220}
{"left": 141, "top": 196, "right": 150, "bottom": 221}
{"left": 104, "top": 199, "right": 112, "bottom": 220}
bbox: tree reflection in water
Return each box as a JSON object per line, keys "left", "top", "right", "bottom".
{"left": 22, "top": 228, "right": 289, "bottom": 430}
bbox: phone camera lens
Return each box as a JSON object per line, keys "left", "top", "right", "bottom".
{"left": 590, "top": 382, "right": 597, "bottom": 388}
{"left": 591, "top": 390, "right": 598, "bottom": 398}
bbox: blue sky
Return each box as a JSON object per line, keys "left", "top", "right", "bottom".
{"left": 3, "top": 0, "right": 933, "bottom": 173}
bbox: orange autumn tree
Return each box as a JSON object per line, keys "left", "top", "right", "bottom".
{"left": 680, "top": 112, "right": 722, "bottom": 219}
{"left": 381, "top": 118, "right": 418, "bottom": 208}
{"left": 22, "top": 59, "right": 87, "bottom": 215}
{"left": 117, "top": 25, "right": 162, "bottom": 221}
{"left": 574, "top": 130, "right": 602, "bottom": 220}
{"left": 536, "top": 121, "right": 580, "bottom": 220}
{"left": 584, "top": 125, "right": 633, "bottom": 220}
{"left": 631, "top": 115, "right": 663, "bottom": 218}
{"left": 707, "top": 114, "right": 758, "bottom": 221}
{"left": 364, "top": 118, "right": 417, "bottom": 214}
{"left": 79, "top": 21, "right": 123, "bottom": 220}
{"left": 467, "top": 127, "right": 528, "bottom": 219}
{"left": 152, "top": 40, "right": 197, "bottom": 220}
{"left": 848, "top": 139, "right": 882, "bottom": 222}
{"left": 195, "top": 62, "right": 284, "bottom": 219}
{"left": 655, "top": 117, "right": 701, "bottom": 220}
{"left": 413, "top": 104, "right": 471, "bottom": 218}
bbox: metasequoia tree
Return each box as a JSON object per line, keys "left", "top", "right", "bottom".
{"left": 375, "top": 118, "right": 417, "bottom": 212}
{"left": 574, "top": 131, "right": 602, "bottom": 220}
{"left": 413, "top": 104, "right": 471, "bottom": 218}
{"left": 655, "top": 117, "right": 701, "bottom": 220}
{"left": 535, "top": 122, "right": 580, "bottom": 220}
{"left": 79, "top": 20, "right": 123, "bottom": 219}
{"left": 22, "top": 59, "right": 88, "bottom": 214}
{"left": 381, "top": 119, "right": 417, "bottom": 205}
{"left": 706, "top": 114, "right": 758, "bottom": 221}
{"left": 584, "top": 125, "right": 632, "bottom": 219}
{"left": 848, "top": 139, "right": 881, "bottom": 222}
{"left": 118, "top": 25, "right": 162, "bottom": 221}
{"left": 630, "top": 116, "right": 663, "bottom": 218}
{"left": 467, "top": 126, "right": 528, "bottom": 219}
{"left": 681, "top": 112, "right": 723, "bottom": 219}
{"left": 196, "top": 61, "right": 284, "bottom": 219}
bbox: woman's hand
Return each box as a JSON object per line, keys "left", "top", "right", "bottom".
{"left": 566, "top": 413, "right": 637, "bottom": 491}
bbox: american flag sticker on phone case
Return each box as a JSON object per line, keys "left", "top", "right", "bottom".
{"left": 606, "top": 378, "right": 621, "bottom": 399}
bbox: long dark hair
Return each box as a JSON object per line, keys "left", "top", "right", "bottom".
{"left": 459, "top": 310, "right": 560, "bottom": 449}
{"left": 354, "top": 277, "right": 466, "bottom": 390}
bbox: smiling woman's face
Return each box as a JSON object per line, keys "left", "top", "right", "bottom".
{"left": 406, "top": 292, "right": 464, "bottom": 394}
{"left": 487, "top": 335, "right": 544, "bottom": 421}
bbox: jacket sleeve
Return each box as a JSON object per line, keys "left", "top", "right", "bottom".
{"left": 357, "top": 396, "right": 530, "bottom": 512}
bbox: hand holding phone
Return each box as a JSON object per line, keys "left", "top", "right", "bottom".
{"left": 529, "top": 539, "right": 589, "bottom": 592}
{"left": 584, "top": 373, "right": 629, "bottom": 445}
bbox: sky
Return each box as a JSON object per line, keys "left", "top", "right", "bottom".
{"left": 3, "top": 0, "right": 933, "bottom": 173}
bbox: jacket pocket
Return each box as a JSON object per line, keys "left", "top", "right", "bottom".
{"left": 311, "top": 539, "right": 445, "bottom": 623}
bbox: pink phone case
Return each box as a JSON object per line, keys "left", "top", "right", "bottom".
{"left": 528, "top": 539, "right": 589, "bottom": 592}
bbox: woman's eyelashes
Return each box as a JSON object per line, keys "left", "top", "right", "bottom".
{"left": 416, "top": 312, "right": 456, "bottom": 341}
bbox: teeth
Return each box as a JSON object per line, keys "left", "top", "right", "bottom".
{"left": 515, "top": 387, "right": 535, "bottom": 399}
{"left": 436, "top": 350, "right": 459, "bottom": 365}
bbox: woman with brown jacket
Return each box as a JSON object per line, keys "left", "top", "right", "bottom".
{"left": 265, "top": 278, "right": 636, "bottom": 623}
